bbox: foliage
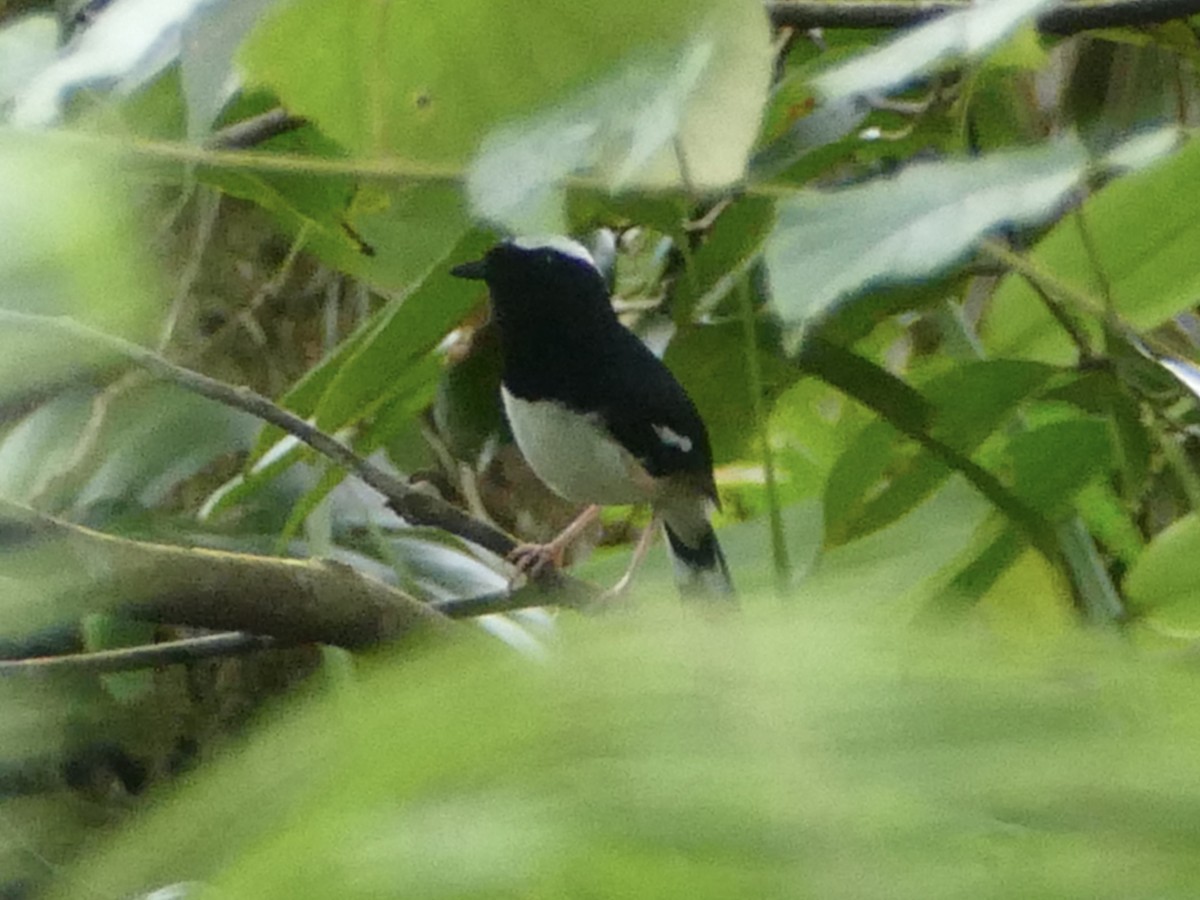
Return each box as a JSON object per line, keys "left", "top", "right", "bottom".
{"left": 47, "top": 609, "right": 1200, "bottom": 900}
{"left": 2, "top": 0, "right": 1200, "bottom": 895}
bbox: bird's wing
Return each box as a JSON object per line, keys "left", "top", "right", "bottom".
{"left": 589, "top": 330, "right": 718, "bottom": 500}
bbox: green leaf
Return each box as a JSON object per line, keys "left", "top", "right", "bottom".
{"left": 663, "top": 320, "right": 798, "bottom": 465}
{"left": 0, "top": 135, "right": 163, "bottom": 396}
{"left": 314, "top": 230, "right": 493, "bottom": 430}
{"left": 823, "top": 360, "right": 1054, "bottom": 545}
{"left": 1125, "top": 513, "right": 1200, "bottom": 633}
{"left": 985, "top": 135, "right": 1200, "bottom": 363}
{"left": 240, "top": 0, "right": 769, "bottom": 166}
{"left": 1005, "top": 417, "right": 1112, "bottom": 517}
{"left": 765, "top": 137, "right": 1089, "bottom": 325}
{"left": 671, "top": 196, "right": 776, "bottom": 321}
{"left": 795, "top": 337, "right": 933, "bottom": 434}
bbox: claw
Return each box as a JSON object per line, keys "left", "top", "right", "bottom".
{"left": 508, "top": 542, "right": 565, "bottom": 580}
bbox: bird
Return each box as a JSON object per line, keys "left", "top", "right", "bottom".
{"left": 450, "top": 235, "right": 734, "bottom": 600}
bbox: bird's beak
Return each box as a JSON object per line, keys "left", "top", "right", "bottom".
{"left": 450, "top": 258, "right": 487, "bottom": 280}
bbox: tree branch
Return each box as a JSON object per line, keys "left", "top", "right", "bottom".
{"left": 765, "top": 0, "right": 1200, "bottom": 35}
{"left": 0, "top": 309, "right": 521, "bottom": 560}
{"left": 207, "top": 108, "right": 307, "bottom": 150}
{"left": 0, "top": 583, "right": 593, "bottom": 677}
{"left": 0, "top": 500, "right": 447, "bottom": 649}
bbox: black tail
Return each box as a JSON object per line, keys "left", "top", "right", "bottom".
{"left": 663, "top": 521, "right": 736, "bottom": 601}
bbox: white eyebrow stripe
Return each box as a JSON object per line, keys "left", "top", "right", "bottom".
{"left": 511, "top": 235, "right": 598, "bottom": 269}
{"left": 653, "top": 424, "right": 694, "bottom": 454}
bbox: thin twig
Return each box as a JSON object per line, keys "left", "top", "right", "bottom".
{"left": 0, "top": 309, "right": 520, "bottom": 557}
{"left": 207, "top": 108, "right": 307, "bottom": 150}
{"left": 1073, "top": 208, "right": 1115, "bottom": 314}
{"left": 1011, "top": 257, "right": 1097, "bottom": 361}
{"left": 765, "top": 0, "right": 1200, "bottom": 35}
{"left": 0, "top": 632, "right": 275, "bottom": 678}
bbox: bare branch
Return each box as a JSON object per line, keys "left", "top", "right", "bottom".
{"left": 765, "top": 0, "right": 1200, "bottom": 35}
{"left": 0, "top": 309, "right": 521, "bottom": 560}
{"left": 0, "top": 582, "right": 592, "bottom": 677}
{"left": 207, "top": 108, "right": 307, "bottom": 150}
{"left": 0, "top": 500, "right": 447, "bottom": 649}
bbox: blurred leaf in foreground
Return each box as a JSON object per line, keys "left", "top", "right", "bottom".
{"left": 54, "top": 608, "right": 1200, "bottom": 900}
{"left": 0, "top": 134, "right": 162, "bottom": 398}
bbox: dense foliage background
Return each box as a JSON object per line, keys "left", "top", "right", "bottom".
{"left": 4, "top": 0, "right": 1200, "bottom": 896}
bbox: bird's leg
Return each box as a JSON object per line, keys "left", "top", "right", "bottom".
{"left": 602, "top": 514, "right": 659, "bottom": 599}
{"left": 509, "top": 504, "right": 601, "bottom": 579}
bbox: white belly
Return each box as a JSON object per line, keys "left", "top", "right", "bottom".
{"left": 502, "top": 388, "right": 651, "bottom": 506}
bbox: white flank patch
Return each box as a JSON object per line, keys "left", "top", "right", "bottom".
{"left": 511, "top": 235, "right": 597, "bottom": 270}
{"left": 652, "top": 424, "right": 693, "bottom": 454}
{"left": 502, "top": 389, "right": 650, "bottom": 506}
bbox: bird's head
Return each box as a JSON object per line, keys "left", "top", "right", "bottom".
{"left": 451, "top": 236, "right": 612, "bottom": 330}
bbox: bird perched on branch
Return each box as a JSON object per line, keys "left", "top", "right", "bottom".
{"left": 451, "top": 235, "right": 734, "bottom": 600}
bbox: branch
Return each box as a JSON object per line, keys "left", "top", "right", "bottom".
{"left": 0, "top": 500, "right": 446, "bottom": 649}
{"left": 207, "top": 108, "right": 307, "bottom": 150}
{"left": 765, "top": 0, "right": 1200, "bottom": 35}
{"left": 0, "top": 583, "right": 593, "bottom": 677}
{"left": 0, "top": 309, "right": 520, "bottom": 560}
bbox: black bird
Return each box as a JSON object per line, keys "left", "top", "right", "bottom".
{"left": 451, "top": 235, "right": 734, "bottom": 599}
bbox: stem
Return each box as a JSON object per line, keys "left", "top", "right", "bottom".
{"left": 739, "top": 275, "right": 790, "bottom": 591}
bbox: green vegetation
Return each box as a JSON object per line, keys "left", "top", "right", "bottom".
{"left": 2, "top": 0, "right": 1200, "bottom": 896}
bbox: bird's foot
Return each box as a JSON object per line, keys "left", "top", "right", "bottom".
{"left": 507, "top": 541, "right": 565, "bottom": 581}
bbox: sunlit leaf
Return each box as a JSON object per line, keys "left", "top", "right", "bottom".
{"left": 0, "top": 13, "right": 57, "bottom": 105}
{"left": 985, "top": 133, "right": 1200, "bottom": 363}
{"left": 180, "top": 0, "right": 280, "bottom": 138}
{"left": 1125, "top": 513, "right": 1200, "bottom": 634}
{"left": 241, "top": 0, "right": 771, "bottom": 232}
{"left": 765, "top": 137, "right": 1088, "bottom": 325}
{"left": 815, "top": 0, "right": 1057, "bottom": 100}
{"left": 10, "top": 0, "right": 212, "bottom": 126}
{"left": 466, "top": 0, "right": 771, "bottom": 230}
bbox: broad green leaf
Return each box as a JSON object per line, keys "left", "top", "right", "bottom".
{"left": 241, "top": 0, "right": 769, "bottom": 166}
{"left": 240, "top": 0, "right": 771, "bottom": 233}
{"left": 1042, "top": 368, "right": 1152, "bottom": 503}
{"left": 765, "top": 137, "right": 1088, "bottom": 325}
{"left": 1125, "top": 513, "right": 1200, "bottom": 633}
{"left": 1005, "top": 417, "right": 1112, "bottom": 517}
{"left": 65, "top": 602, "right": 1200, "bottom": 900}
{"left": 466, "top": 1, "right": 770, "bottom": 231}
{"left": 204, "top": 123, "right": 472, "bottom": 294}
{"left": 985, "top": 134, "right": 1200, "bottom": 363}
{"left": 815, "top": 0, "right": 1056, "bottom": 99}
